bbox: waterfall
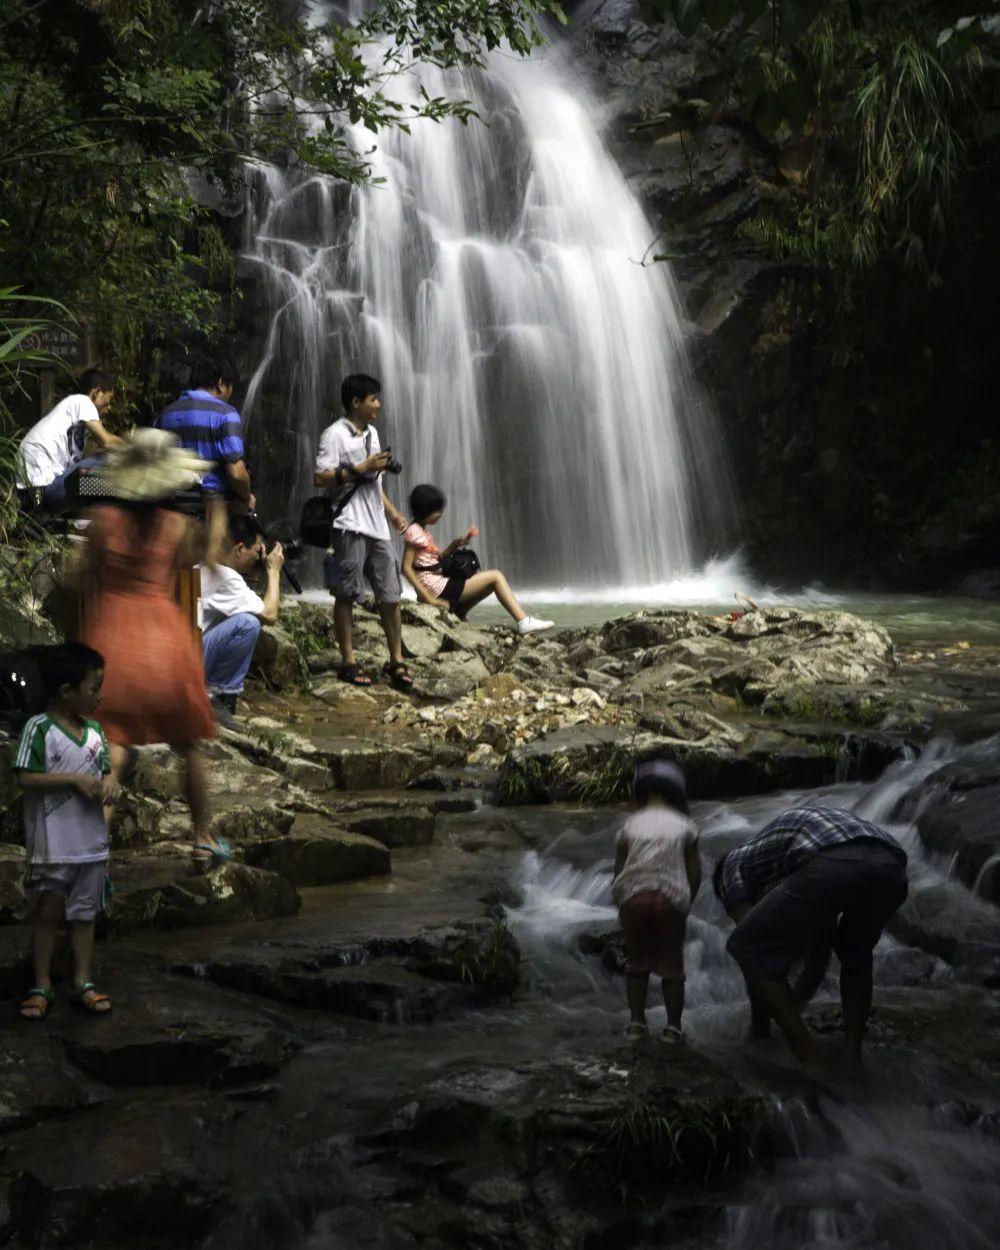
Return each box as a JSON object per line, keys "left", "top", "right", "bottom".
{"left": 241, "top": 25, "right": 730, "bottom": 589}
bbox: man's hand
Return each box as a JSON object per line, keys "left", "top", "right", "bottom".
{"left": 359, "top": 451, "right": 390, "bottom": 475}
{"left": 265, "top": 542, "right": 285, "bottom": 573}
{"left": 73, "top": 774, "right": 103, "bottom": 801}
{"left": 248, "top": 493, "right": 256, "bottom": 511}
{"left": 101, "top": 775, "right": 121, "bottom": 805}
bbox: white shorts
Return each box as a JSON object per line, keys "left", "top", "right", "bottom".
{"left": 30, "top": 861, "right": 108, "bottom": 921}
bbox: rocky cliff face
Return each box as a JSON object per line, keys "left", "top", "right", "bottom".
{"left": 574, "top": 2, "right": 1000, "bottom": 589}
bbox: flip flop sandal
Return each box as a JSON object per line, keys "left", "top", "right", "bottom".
{"left": 20, "top": 987, "right": 54, "bottom": 1020}
{"left": 625, "top": 1022, "right": 649, "bottom": 1040}
{"left": 192, "top": 837, "right": 232, "bottom": 867}
{"left": 382, "top": 661, "right": 414, "bottom": 691}
{"left": 339, "top": 664, "right": 373, "bottom": 687}
{"left": 70, "top": 982, "right": 111, "bottom": 1014}
{"left": 661, "top": 1026, "right": 686, "bottom": 1045}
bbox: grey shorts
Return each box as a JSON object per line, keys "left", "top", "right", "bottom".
{"left": 330, "top": 529, "right": 401, "bottom": 604}
{"left": 727, "top": 842, "right": 909, "bottom": 980}
{"left": 30, "top": 861, "right": 108, "bottom": 921}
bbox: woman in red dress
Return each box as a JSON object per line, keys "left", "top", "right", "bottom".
{"left": 77, "top": 429, "right": 224, "bottom": 863}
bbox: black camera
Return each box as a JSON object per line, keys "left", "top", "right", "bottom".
{"left": 382, "top": 446, "right": 403, "bottom": 475}
{"left": 264, "top": 537, "right": 304, "bottom": 563}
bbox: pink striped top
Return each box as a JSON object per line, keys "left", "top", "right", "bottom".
{"left": 403, "top": 522, "right": 447, "bottom": 596}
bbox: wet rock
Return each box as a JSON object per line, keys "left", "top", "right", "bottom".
{"left": 1, "top": 1102, "right": 229, "bottom": 1246}
{"left": 0, "top": 843, "right": 30, "bottom": 923}
{"left": 247, "top": 823, "right": 391, "bottom": 886}
{"left": 917, "top": 781, "right": 1000, "bottom": 903}
{"left": 341, "top": 806, "right": 436, "bottom": 849}
{"left": 890, "top": 881, "right": 1000, "bottom": 985}
{"left": 282, "top": 755, "right": 331, "bottom": 791}
{"left": 414, "top": 651, "right": 491, "bottom": 700}
{"left": 0, "top": 1033, "right": 112, "bottom": 1131}
{"left": 409, "top": 766, "right": 499, "bottom": 794}
{"left": 499, "top": 722, "right": 902, "bottom": 803}
{"left": 107, "top": 856, "right": 300, "bottom": 933}
{"left": 173, "top": 918, "right": 519, "bottom": 1017}
{"left": 393, "top": 1048, "right": 764, "bottom": 1241}
{"left": 316, "top": 737, "right": 427, "bottom": 790}
{"left": 251, "top": 622, "right": 302, "bottom": 688}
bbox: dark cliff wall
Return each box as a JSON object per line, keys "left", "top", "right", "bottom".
{"left": 575, "top": 1, "right": 1000, "bottom": 590}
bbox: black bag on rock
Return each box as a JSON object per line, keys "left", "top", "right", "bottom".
{"left": 439, "top": 547, "right": 481, "bottom": 581}
{"left": 299, "top": 495, "right": 338, "bottom": 549}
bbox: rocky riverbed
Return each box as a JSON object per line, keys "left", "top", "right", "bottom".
{"left": 2, "top": 602, "right": 1000, "bottom": 1247}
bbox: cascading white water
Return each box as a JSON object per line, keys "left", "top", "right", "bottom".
{"left": 241, "top": 22, "right": 729, "bottom": 588}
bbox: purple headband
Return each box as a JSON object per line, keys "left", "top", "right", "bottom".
{"left": 633, "top": 758, "right": 686, "bottom": 796}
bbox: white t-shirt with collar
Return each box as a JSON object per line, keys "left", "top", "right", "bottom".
{"left": 314, "top": 417, "right": 389, "bottom": 541}
{"left": 200, "top": 564, "right": 265, "bottom": 633}
{"left": 18, "top": 393, "right": 102, "bottom": 487}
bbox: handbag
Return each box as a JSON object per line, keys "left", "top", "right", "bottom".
{"left": 439, "top": 547, "right": 481, "bottom": 581}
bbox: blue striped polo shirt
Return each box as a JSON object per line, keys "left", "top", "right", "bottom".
{"left": 155, "top": 389, "right": 245, "bottom": 494}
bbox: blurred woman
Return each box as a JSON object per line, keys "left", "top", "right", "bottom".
{"left": 76, "top": 428, "right": 225, "bottom": 865}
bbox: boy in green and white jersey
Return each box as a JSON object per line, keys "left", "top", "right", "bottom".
{"left": 14, "top": 643, "right": 120, "bottom": 1019}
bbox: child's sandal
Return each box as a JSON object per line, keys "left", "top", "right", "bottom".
{"left": 625, "top": 1022, "right": 649, "bottom": 1041}
{"left": 19, "top": 987, "right": 54, "bottom": 1020}
{"left": 661, "top": 1025, "right": 685, "bottom": 1045}
{"left": 70, "top": 982, "right": 111, "bottom": 1014}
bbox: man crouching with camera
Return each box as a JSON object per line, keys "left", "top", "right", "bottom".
{"left": 200, "top": 514, "right": 284, "bottom": 726}
{"left": 313, "top": 373, "right": 412, "bottom": 691}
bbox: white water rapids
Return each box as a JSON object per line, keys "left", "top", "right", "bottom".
{"left": 241, "top": 21, "right": 728, "bottom": 587}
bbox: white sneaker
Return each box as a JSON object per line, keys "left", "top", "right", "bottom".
{"left": 516, "top": 615, "right": 554, "bottom": 635}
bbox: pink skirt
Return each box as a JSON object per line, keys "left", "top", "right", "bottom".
{"left": 619, "top": 890, "right": 687, "bottom": 980}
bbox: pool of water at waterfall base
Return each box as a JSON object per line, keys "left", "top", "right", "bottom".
{"left": 300, "top": 739, "right": 1000, "bottom": 1249}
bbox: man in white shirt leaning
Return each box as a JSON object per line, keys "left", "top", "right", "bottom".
{"left": 200, "top": 514, "right": 284, "bottom": 725}
{"left": 18, "top": 368, "right": 122, "bottom": 498}
{"left": 313, "top": 373, "right": 411, "bottom": 690}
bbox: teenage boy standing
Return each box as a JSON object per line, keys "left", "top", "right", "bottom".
{"left": 313, "top": 374, "right": 411, "bottom": 689}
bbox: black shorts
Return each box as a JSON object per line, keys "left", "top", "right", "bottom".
{"left": 727, "top": 842, "right": 908, "bottom": 980}
{"left": 441, "top": 577, "right": 465, "bottom": 608}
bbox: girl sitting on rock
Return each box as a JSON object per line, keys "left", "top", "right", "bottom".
{"left": 613, "top": 757, "right": 701, "bottom": 1044}
{"left": 401, "top": 484, "right": 553, "bottom": 634}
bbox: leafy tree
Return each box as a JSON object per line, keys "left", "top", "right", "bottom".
{"left": 0, "top": 0, "right": 562, "bottom": 418}
{"left": 650, "top": 0, "right": 998, "bottom": 276}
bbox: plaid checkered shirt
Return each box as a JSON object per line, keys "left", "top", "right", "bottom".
{"left": 718, "top": 806, "right": 906, "bottom": 908}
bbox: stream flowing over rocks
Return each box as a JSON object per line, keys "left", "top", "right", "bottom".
{"left": 2, "top": 604, "right": 1000, "bottom": 1247}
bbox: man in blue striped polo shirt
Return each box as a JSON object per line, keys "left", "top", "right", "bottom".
{"left": 156, "top": 356, "right": 254, "bottom": 509}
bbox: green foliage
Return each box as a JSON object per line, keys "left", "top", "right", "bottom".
{"left": 0, "top": 0, "right": 561, "bottom": 419}
{"left": 657, "top": 0, "right": 996, "bottom": 278}
{"left": 0, "top": 288, "right": 74, "bottom": 542}
{"left": 452, "top": 921, "right": 521, "bottom": 1001}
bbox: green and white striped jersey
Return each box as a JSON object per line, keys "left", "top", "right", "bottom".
{"left": 14, "top": 714, "right": 110, "bottom": 864}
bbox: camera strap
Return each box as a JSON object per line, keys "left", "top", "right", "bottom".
{"left": 327, "top": 427, "right": 374, "bottom": 524}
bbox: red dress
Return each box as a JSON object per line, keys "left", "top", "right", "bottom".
{"left": 78, "top": 506, "right": 216, "bottom": 746}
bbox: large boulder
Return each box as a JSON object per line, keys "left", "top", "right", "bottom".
{"left": 246, "top": 822, "right": 390, "bottom": 886}
{"left": 252, "top": 623, "right": 302, "bottom": 688}
{"left": 107, "top": 855, "right": 300, "bottom": 933}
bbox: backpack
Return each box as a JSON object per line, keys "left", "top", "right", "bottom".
{"left": 0, "top": 649, "right": 47, "bottom": 734}
{"left": 439, "top": 548, "right": 481, "bottom": 581}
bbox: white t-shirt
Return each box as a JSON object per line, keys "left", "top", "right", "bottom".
{"left": 18, "top": 394, "right": 102, "bottom": 487}
{"left": 14, "top": 714, "right": 111, "bottom": 864}
{"left": 314, "top": 417, "right": 389, "bottom": 541}
{"left": 613, "top": 806, "right": 699, "bottom": 912}
{"left": 200, "top": 563, "right": 265, "bottom": 633}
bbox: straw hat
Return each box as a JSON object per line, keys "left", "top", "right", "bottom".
{"left": 104, "top": 427, "right": 213, "bottom": 501}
